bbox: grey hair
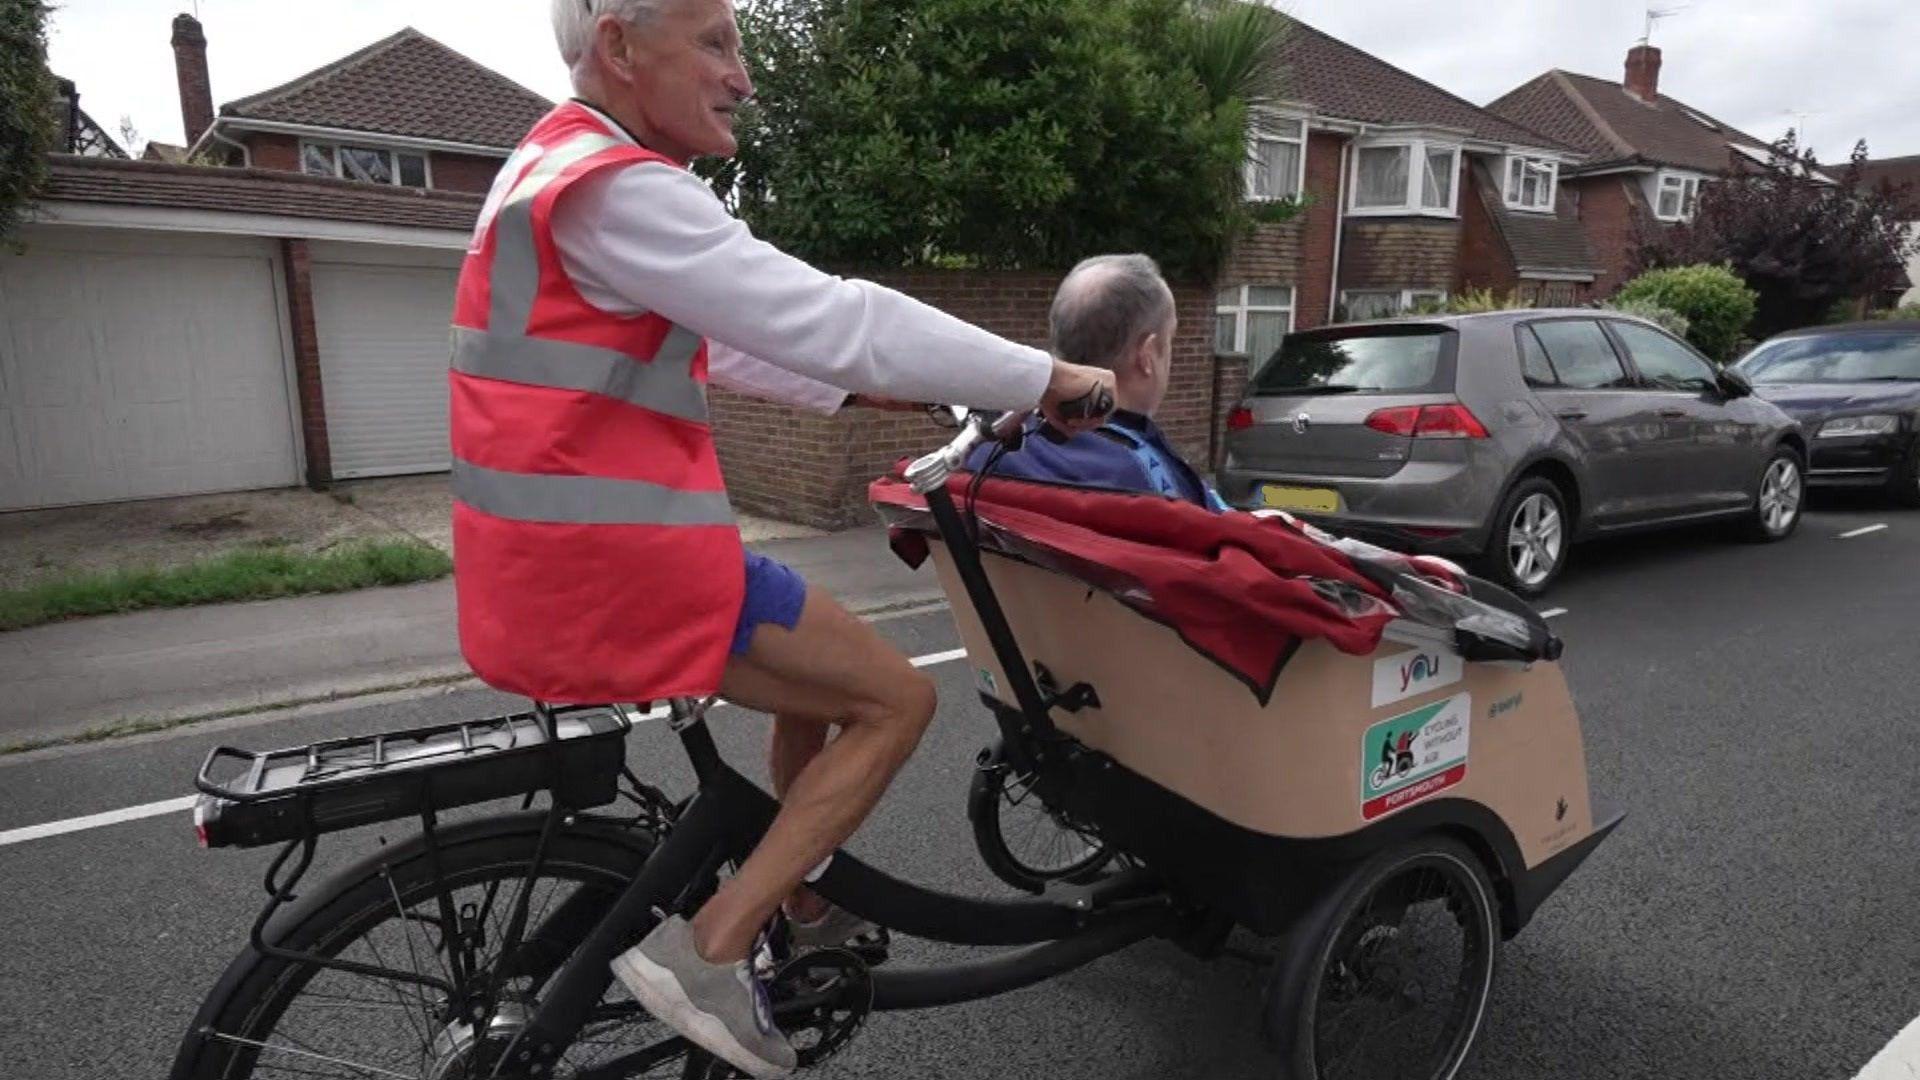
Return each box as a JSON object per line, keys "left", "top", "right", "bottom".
{"left": 1049, "top": 254, "right": 1176, "bottom": 370}
{"left": 552, "top": 0, "right": 673, "bottom": 71}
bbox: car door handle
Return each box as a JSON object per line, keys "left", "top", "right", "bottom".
{"left": 1553, "top": 408, "right": 1588, "bottom": 421}
{"left": 1658, "top": 408, "right": 1688, "bottom": 419}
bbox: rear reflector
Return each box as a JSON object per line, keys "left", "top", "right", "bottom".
{"left": 1365, "top": 403, "right": 1489, "bottom": 439}
{"left": 1227, "top": 407, "right": 1254, "bottom": 432}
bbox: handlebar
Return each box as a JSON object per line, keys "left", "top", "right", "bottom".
{"left": 904, "top": 407, "right": 1034, "bottom": 495}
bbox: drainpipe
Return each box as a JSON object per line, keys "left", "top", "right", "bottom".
{"left": 1327, "top": 134, "right": 1354, "bottom": 324}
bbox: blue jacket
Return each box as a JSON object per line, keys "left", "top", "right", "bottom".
{"left": 965, "top": 410, "right": 1229, "bottom": 511}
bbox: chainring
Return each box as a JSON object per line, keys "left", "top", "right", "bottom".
{"left": 771, "top": 948, "right": 874, "bottom": 1069}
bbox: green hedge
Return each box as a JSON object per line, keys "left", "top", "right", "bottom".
{"left": 1614, "top": 264, "right": 1758, "bottom": 361}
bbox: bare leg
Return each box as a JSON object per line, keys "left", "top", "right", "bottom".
{"left": 689, "top": 588, "right": 936, "bottom": 963}
{"left": 768, "top": 714, "right": 832, "bottom": 921}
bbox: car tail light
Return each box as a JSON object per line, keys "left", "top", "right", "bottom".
{"left": 1365, "top": 403, "right": 1488, "bottom": 439}
{"left": 1227, "top": 407, "right": 1254, "bottom": 432}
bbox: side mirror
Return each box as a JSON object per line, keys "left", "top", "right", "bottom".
{"left": 1717, "top": 368, "right": 1754, "bottom": 398}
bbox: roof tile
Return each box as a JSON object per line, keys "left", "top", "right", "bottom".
{"left": 1490, "top": 69, "right": 1775, "bottom": 174}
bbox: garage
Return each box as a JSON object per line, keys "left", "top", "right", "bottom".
{"left": 0, "top": 226, "right": 300, "bottom": 511}
{"left": 309, "top": 243, "right": 463, "bottom": 479}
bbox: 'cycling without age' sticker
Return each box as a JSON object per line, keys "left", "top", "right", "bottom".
{"left": 1360, "top": 692, "right": 1471, "bottom": 820}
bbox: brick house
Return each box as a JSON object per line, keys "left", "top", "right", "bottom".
{"left": 1860, "top": 155, "right": 1920, "bottom": 305}
{"left": 1208, "top": 18, "right": 1599, "bottom": 453}
{"left": 1, "top": 17, "right": 529, "bottom": 511}
{"left": 1488, "top": 44, "right": 1787, "bottom": 297}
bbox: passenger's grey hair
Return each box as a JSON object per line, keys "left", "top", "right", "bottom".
{"left": 1049, "top": 254, "right": 1176, "bottom": 370}
{"left": 552, "top": 0, "right": 675, "bottom": 72}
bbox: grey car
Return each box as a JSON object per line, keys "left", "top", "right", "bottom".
{"left": 1217, "top": 310, "right": 1808, "bottom": 595}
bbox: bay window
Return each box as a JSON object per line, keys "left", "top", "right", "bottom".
{"left": 1350, "top": 138, "right": 1460, "bottom": 216}
{"left": 1246, "top": 117, "right": 1306, "bottom": 201}
{"left": 1654, "top": 171, "right": 1705, "bottom": 222}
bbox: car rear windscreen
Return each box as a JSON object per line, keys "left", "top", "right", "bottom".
{"left": 1252, "top": 325, "right": 1455, "bottom": 395}
{"left": 1737, "top": 330, "right": 1920, "bottom": 383}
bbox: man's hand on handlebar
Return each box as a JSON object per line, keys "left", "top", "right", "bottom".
{"left": 1040, "top": 360, "right": 1117, "bottom": 434}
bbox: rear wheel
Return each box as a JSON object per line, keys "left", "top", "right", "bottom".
{"left": 1744, "top": 447, "right": 1805, "bottom": 541}
{"left": 1481, "top": 477, "right": 1568, "bottom": 597}
{"left": 1265, "top": 835, "right": 1501, "bottom": 1080}
{"left": 170, "top": 814, "right": 705, "bottom": 1080}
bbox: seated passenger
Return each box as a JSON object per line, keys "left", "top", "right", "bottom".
{"left": 967, "top": 254, "right": 1228, "bottom": 511}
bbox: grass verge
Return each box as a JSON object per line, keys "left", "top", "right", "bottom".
{"left": 0, "top": 540, "right": 452, "bottom": 632}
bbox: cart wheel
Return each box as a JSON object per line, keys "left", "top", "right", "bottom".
{"left": 968, "top": 761, "right": 1115, "bottom": 893}
{"left": 1265, "top": 835, "right": 1500, "bottom": 1080}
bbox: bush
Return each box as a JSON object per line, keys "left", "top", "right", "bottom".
{"left": 1613, "top": 264, "right": 1758, "bottom": 361}
{"left": 1600, "top": 297, "right": 1692, "bottom": 340}
{"left": 708, "top": 0, "right": 1275, "bottom": 277}
{"left": 1879, "top": 302, "right": 1920, "bottom": 321}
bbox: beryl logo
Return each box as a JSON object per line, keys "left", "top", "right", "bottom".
{"left": 1372, "top": 647, "right": 1464, "bottom": 708}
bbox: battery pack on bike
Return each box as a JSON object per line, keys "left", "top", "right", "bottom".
{"left": 191, "top": 706, "right": 632, "bottom": 849}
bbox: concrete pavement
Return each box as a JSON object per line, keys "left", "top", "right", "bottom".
{"left": 0, "top": 526, "right": 935, "bottom": 749}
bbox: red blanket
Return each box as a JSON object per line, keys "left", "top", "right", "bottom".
{"left": 870, "top": 472, "right": 1445, "bottom": 701}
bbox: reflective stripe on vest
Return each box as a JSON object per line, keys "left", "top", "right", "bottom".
{"left": 451, "top": 327, "right": 707, "bottom": 422}
{"left": 452, "top": 460, "right": 734, "bottom": 526}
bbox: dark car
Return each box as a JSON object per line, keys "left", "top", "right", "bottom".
{"left": 1217, "top": 310, "right": 1808, "bottom": 595}
{"left": 1733, "top": 321, "right": 1920, "bottom": 506}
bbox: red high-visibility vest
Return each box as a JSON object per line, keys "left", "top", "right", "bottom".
{"left": 449, "top": 102, "right": 743, "bottom": 703}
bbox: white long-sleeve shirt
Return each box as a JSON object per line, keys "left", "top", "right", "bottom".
{"left": 546, "top": 105, "right": 1053, "bottom": 415}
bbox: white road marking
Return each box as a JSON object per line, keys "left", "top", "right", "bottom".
{"left": 0, "top": 648, "right": 976, "bottom": 850}
{"left": 0, "top": 795, "right": 196, "bottom": 848}
{"left": 1853, "top": 1010, "right": 1920, "bottom": 1080}
{"left": 1539, "top": 608, "right": 1569, "bottom": 619}
{"left": 1839, "top": 524, "right": 1889, "bottom": 539}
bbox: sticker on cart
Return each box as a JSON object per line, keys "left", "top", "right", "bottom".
{"left": 1371, "top": 647, "right": 1463, "bottom": 708}
{"left": 1361, "top": 692, "right": 1471, "bottom": 820}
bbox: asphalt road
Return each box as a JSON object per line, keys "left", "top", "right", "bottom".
{"left": 2, "top": 494, "right": 1917, "bottom": 1080}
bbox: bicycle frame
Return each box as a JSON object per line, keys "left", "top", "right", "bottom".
{"left": 498, "top": 411, "right": 1178, "bottom": 1074}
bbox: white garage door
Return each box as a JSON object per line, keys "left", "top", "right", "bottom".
{"left": 310, "top": 251, "right": 460, "bottom": 478}
{"left": 0, "top": 228, "right": 299, "bottom": 511}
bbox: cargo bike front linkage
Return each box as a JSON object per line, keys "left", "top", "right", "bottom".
{"left": 171, "top": 408, "right": 1621, "bottom": 1080}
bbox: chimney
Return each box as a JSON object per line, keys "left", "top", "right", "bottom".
{"left": 171, "top": 13, "right": 214, "bottom": 146}
{"left": 1624, "top": 43, "right": 1662, "bottom": 104}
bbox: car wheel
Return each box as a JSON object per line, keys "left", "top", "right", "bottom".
{"left": 1482, "top": 477, "right": 1568, "bottom": 597}
{"left": 1888, "top": 438, "right": 1920, "bottom": 509}
{"left": 1744, "top": 446, "right": 1805, "bottom": 541}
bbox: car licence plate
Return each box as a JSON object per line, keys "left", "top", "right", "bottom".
{"left": 1260, "top": 485, "right": 1342, "bottom": 514}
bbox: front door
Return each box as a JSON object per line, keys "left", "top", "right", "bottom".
{"left": 1604, "top": 320, "right": 1753, "bottom": 512}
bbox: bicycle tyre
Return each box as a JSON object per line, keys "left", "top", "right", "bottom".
{"left": 967, "top": 763, "right": 1115, "bottom": 893}
{"left": 170, "top": 811, "right": 701, "bottom": 1080}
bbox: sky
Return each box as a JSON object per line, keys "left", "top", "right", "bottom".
{"left": 46, "top": 0, "right": 1920, "bottom": 165}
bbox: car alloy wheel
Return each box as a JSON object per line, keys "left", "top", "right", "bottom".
{"left": 1758, "top": 457, "right": 1802, "bottom": 536}
{"left": 1506, "top": 492, "right": 1564, "bottom": 589}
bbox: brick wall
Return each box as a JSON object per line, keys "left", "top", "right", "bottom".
{"left": 1456, "top": 167, "right": 1518, "bottom": 295}
{"left": 1210, "top": 353, "right": 1250, "bottom": 470}
{"left": 1222, "top": 221, "right": 1305, "bottom": 286}
{"left": 247, "top": 133, "right": 301, "bottom": 173}
{"left": 431, "top": 152, "right": 508, "bottom": 194}
{"left": 279, "top": 239, "right": 331, "bottom": 487}
{"left": 1339, "top": 219, "right": 1461, "bottom": 292}
{"left": 1295, "top": 130, "right": 1349, "bottom": 330}
{"left": 712, "top": 270, "right": 1217, "bottom": 528}
{"left": 1571, "top": 175, "right": 1650, "bottom": 297}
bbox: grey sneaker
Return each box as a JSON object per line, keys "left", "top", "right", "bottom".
{"left": 788, "top": 903, "right": 881, "bottom": 951}
{"left": 610, "top": 916, "right": 797, "bottom": 1079}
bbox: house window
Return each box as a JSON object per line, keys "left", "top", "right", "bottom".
{"left": 1246, "top": 117, "right": 1306, "bottom": 201}
{"left": 1504, "top": 155, "right": 1558, "bottom": 212}
{"left": 1215, "top": 284, "right": 1296, "bottom": 369}
{"left": 301, "top": 141, "right": 432, "bottom": 189}
{"left": 1655, "top": 172, "right": 1704, "bottom": 222}
{"left": 1351, "top": 139, "right": 1460, "bottom": 216}
{"left": 1339, "top": 288, "right": 1447, "bottom": 321}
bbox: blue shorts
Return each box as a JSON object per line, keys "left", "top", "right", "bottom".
{"left": 731, "top": 551, "right": 809, "bottom": 656}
